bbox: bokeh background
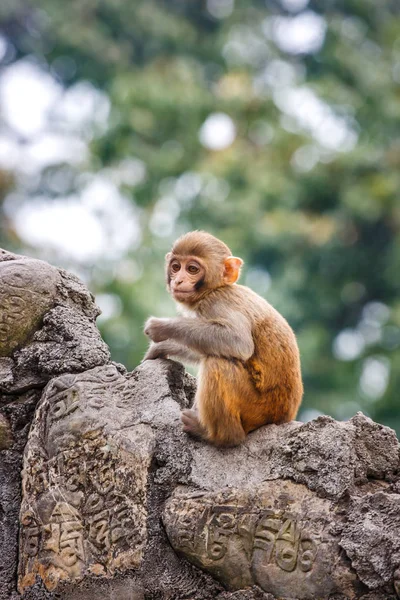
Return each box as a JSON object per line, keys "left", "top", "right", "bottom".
{"left": 0, "top": 0, "right": 399, "bottom": 431}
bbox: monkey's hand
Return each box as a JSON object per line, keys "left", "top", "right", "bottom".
{"left": 143, "top": 340, "right": 202, "bottom": 364}
{"left": 142, "top": 342, "right": 168, "bottom": 361}
{"left": 144, "top": 317, "right": 170, "bottom": 342}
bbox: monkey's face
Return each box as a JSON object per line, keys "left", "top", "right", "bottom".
{"left": 167, "top": 255, "right": 206, "bottom": 303}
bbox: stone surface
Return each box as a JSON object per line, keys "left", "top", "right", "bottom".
{"left": 1, "top": 389, "right": 42, "bottom": 600}
{"left": 1, "top": 248, "right": 400, "bottom": 600}
{"left": 17, "top": 360, "right": 222, "bottom": 600}
{"left": 0, "top": 412, "right": 12, "bottom": 449}
{"left": 163, "top": 481, "right": 357, "bottom": 598}
{"left": 0, "top": 258, "right": 59, "bottom": 358}
{"left": 17, "top": 359, "right": 400, "bottom": 600}
{"left": 18, "top": 365, "right": 154, "bottom": 592}
{"left": 0, "top": 249, "right": 111, "bottom": 600}
{"left": 186, "top": 414, "right": 399, "bottom": 500}
{"left": 341, "top": 491, "right": 400, "bottom": 589}
{"left": 0, "top": 249, "right": 110, "bottom": 394}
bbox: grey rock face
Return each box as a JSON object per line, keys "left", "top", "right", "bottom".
{"left": 1, "top": 248, "right": 400, "bottom": 600}
{"left": 163, "top": 481, "right": 353, "bottom": 598}
{"left": 186, "top": 414, "right": 399, "bottom": 500}
{"left": 0, "top": 257, "right": 58, "bottom": 358}
{"left": 1, "top": 389, "right": 43, "bottom": 600}
{"left": 18, "top": 359, "right": 400, "bottom": 600}
{"left": 0, "top": 249, "right": 110, "bottom": 600}
{"left": 163, "top": 412, "right": 400, "bottom": 599}
{"left": 18, "top": 360, "right": 221, "bottom": 600}
{"left": 0, "top": 251, "right": 110, "bottom": 393}
{"left": 19, "top": 365, "right": 154, "bottom": 592}
{"left": 341, "top": 491, "right": 400, "bottom": 589}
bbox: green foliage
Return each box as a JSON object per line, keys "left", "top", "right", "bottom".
{"left": 1, "top": 0, "right": 400, "bottom": 430}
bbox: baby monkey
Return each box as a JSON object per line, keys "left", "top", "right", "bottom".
{"left": 144, "top": 231, "right": 303, "bottom": 447}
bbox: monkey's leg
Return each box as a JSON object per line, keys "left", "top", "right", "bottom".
{"left": 193, "top": 358, "right": 247, "bottom": 447}
{"left": 181, "top": 409, "right": 207, "bottom": 439}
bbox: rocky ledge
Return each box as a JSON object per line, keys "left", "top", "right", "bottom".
{"left": 1, "top": 248, "right": 399, "bottom": 600}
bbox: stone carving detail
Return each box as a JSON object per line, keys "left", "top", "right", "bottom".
{"left": 163, "top": 481, "right": 358, "bottom": 599}
{"left": 18, "top": 365, "right": 153, "bottom": 593}
{"left": 0, "top": 259, "right": 59, "bottom": 357}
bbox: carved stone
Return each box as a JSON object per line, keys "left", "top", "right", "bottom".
{"left": 163, "top": 482, "right": 357, "bottom": 598}
{"left": 17, "top": 360, "right": 400, "bottom": 600}
{"left": 18, "top": 365, "right": 153, "bottom": 592}
{"left": 0, "top": 249, "right": 111, "bottom": 600}
{"left": 162, "top": 413, "right": 400, "bottom": 599}
{"left": 0, "top": 258, "right": 59, "bottom": 357}
{"left": 17, "top": 360, "right": 221, "bottom": 600}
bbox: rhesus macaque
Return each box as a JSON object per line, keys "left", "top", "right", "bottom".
{"left": 144, "top": 231, "right": 303, "bottom": 447}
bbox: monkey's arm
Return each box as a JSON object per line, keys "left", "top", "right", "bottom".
{"left": 144, "top": 313, "right": 254, "bottom": 361}
{"left": 143, "top": 340, "right": 202, "bottom": 364}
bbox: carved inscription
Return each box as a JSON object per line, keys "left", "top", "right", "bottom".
{"left": 18, "top": 366, "right": 151, "bottom": 592}
{"left": 206, "top": 509, "right": 237, "bottom": 560}
{"left": 43, "top": 503, "right": 85, "bottom": 567}
{"left": 0, "top": 294, "right": 26, "bottom": 344}
{"left": 253, "top": 513, "right": 317, "bottom": 573}
{"left": 163, "top": 482, "right": 342, "bottom": 599}
{"left": 0, "top": 259, "right": 59, "bottom": 356}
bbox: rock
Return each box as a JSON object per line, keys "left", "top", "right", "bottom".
{"left": 340, "top": 491, "right": 400, "bottom": 589}
{"left": 0, "top": 249, "right": 111, "bottom": 600}
{"left": 186, "top": 412, "right": 399, "bottom": 500}
{"left": 18, "top": 360, "right": 221, "bottom": 600}
{"left": 0, "top": 256, "right": 59, "bottom": 358}
{"left": 163, "top": 481, "right": 357, "bottom": 598}
{"left": 18, "top": 365, "right": 154, "bottom": 593}
{"left": 0, "top": 388, "right": 43, "bottom": 600}
{"left": 17, "top": 359, "right": 400, "bottom": 600}
{"left": 0, "top": 250, "right": 110, "bottom": 393}
{"left": 0, "top": 413, "right": 12, "bottom": 449}
{"left": 1, "top": 248, "right": 400, "bottom": 600}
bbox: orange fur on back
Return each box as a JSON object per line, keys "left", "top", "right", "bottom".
{"left": 196, "top": 284, "right": 303, "bottom": 444}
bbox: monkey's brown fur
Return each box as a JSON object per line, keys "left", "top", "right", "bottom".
{"left": 144, "top": 231, "right": 303, "bottom": 447}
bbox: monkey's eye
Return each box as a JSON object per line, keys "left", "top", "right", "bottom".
{"left": 187, "top": 264, "right": 200, "bottom": 274}
{"left": 171, "top": 262, "right": 180, "bottom": 273}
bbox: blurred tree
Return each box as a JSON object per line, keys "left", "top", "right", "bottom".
{"left": 0, "top": 0, "right": 400, "bottom": 430}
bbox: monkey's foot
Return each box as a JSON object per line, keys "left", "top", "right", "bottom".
{"left": 181, "top": 409, "right": 205, "bottom": 439}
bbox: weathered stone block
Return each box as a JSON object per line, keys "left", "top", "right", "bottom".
{"left": 17, "top": 360, "right": 400, "bottom": 600}
{"left": 163, "top": 481, "right": 357, "bottom": 598}
{"left": 0, "top": 249, "right": 110, "bottom": 394}
{"left": 0, "top": 258, "right": 59, "bottom": 358}
{"left": 0, "top": 248, "right": 111, "bottom": 600}
{"left": 18, "top": 365, "right": 154, "bottom": 593}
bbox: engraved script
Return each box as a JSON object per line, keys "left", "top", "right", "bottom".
{"left": 163, "top": 482, "right": 342, "bottom": 599}
{"left": 18, "top": 365, "right": 153, "bottom": 592}
{"left": 0, "top": 259, "right": 59, "bottom": 357}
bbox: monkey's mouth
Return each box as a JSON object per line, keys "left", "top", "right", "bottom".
{"left": 172, "top": 289, "right": 193, "bottom": 295}
{"left": 172, "top": 289, "right": 194, "bottom": 298}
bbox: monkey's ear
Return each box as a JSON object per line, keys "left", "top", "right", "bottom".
{"left": 165, "top": 252, "right": 172, "bottom": 262}
{"left": 223, "top": 256, "right": 243, "bottom": 284}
